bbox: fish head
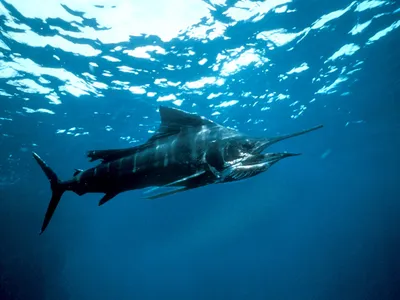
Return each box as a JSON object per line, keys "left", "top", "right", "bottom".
{"left": 205, "top": 134, "right": 300, "bottom": 183}
{"left": 206, "top": 135, "right": 291, "bottom": 168}
{"left": 221, "top": 136, "right": 263, "bottom": 162}
{"left": 251, "top": 138, "right": 272, "bottom": 154}
{"left": 219, "top": 152, "right": 300, "bottom": 182}
{"left": 222, "top": 134, "right": 283, "bottom": 158}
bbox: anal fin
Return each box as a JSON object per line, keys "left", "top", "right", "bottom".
{"left": 98, "top": 192, "right": 119, "bottom": 206}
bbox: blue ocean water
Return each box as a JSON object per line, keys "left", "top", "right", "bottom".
{"left": 1, "top": 0, "right": 399, "bottom": 299}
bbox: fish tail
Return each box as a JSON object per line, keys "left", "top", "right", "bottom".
{"left": 32, "top": 152, "right": 66, "bottom": 235}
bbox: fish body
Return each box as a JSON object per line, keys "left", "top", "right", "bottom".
{"left": 33, "top": 106, "right": 323, "bottom": 234}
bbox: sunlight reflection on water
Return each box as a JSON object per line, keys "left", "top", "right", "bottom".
{"left": 1, "top": 0, "right": 397, "bottom": 120}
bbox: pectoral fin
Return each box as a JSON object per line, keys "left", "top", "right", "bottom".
{"left": 143, "top": 170, "right": 206, "bottom": 195}
{"left": 143, "top": 187, "right": 190, "bottom": 200}
{"left": 143, "top": 170, "right": 210, "bottom": 200}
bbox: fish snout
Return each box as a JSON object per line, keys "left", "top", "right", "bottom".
{"left": 264, "top": 152, "right": 301, "bottom": 166}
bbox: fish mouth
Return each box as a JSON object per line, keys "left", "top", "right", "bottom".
{"left": 219, "top": 152, "right": 301, "bottom": 182}
{"left": 241, "top": 152, "right": 301, "bottom": 166}
{"left": 251, "top": 138, "right": 272, "bottom": 154}
{"left": 265, "top": 152, "right": 300, "bottom": 165}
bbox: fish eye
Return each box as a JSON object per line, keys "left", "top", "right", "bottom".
{"left": 225, "top": 143, "right": 240, "bottom": 158}
{"left": 242, "top": 141, "right": 253, "bottom": 151}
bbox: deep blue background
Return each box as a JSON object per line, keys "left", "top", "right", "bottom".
{"left": 1, "top": 0, "right": 400, "bottom": 299}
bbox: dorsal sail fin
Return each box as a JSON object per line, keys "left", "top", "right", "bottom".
{"left": 87, "top": 106, "right": 219, "bottom": 163}
{"left": 147, "top": 106, "right": 218, "bottom": 143}
{"left": 159, "top": 106, "right": 217, "bottom": 128}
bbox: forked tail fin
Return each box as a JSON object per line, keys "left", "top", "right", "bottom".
{"left": 32, "top": 152, "right": 65, "bottom": 235}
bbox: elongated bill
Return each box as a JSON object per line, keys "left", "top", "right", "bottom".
{"left": 252, "top": 125, "right": 323, "bottom": 154}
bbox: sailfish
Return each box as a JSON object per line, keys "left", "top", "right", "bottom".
{"left": 32, "top": 106, "right": 323, "bottom": 234}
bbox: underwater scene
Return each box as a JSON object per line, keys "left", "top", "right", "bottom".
{"left": 0, "top": 0, "right": 399, "bottom": 299}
